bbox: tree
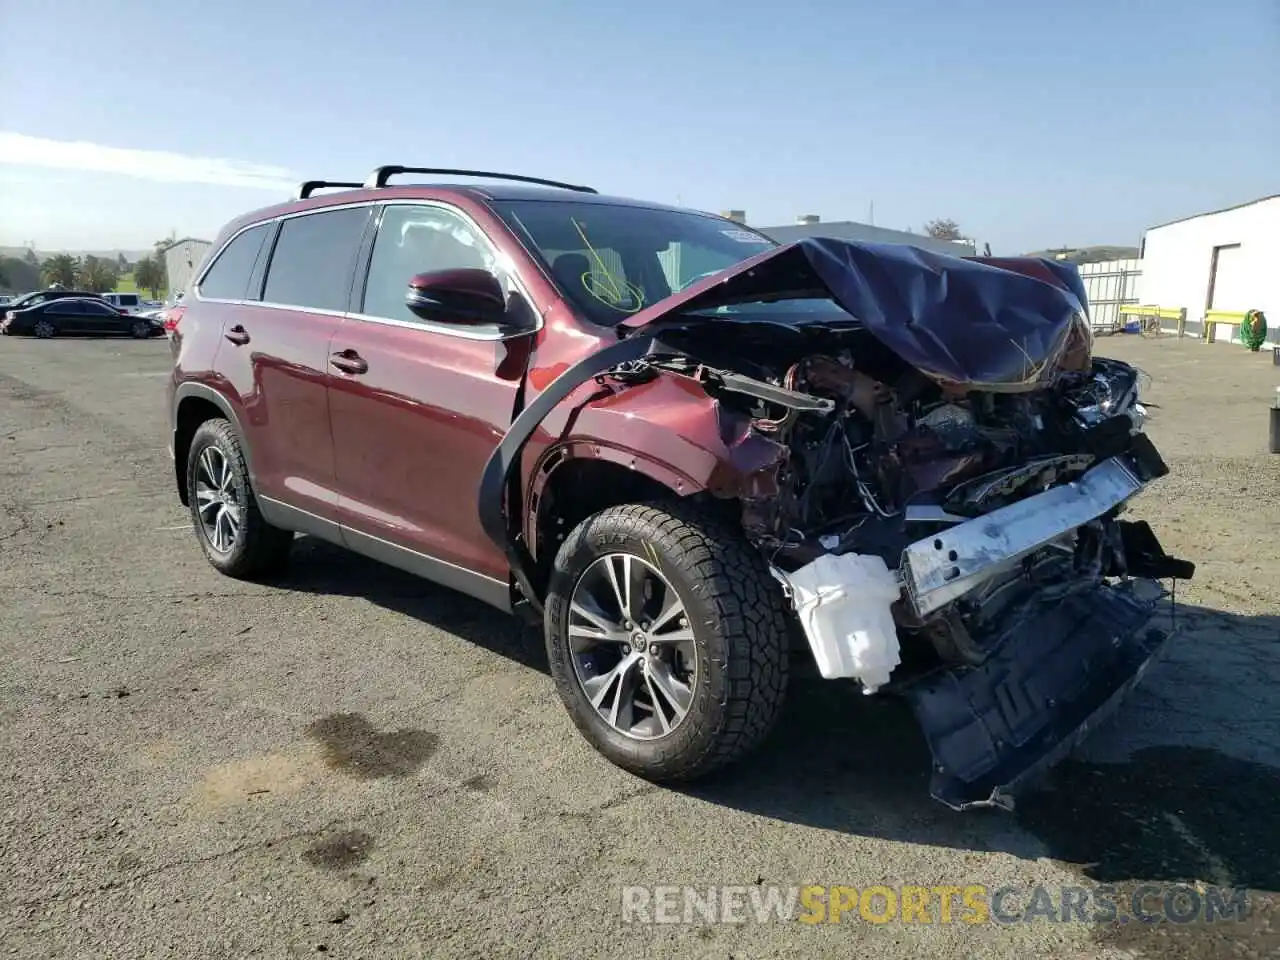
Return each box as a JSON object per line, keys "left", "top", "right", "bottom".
{"left": 924, "top": 218, "right": 964, "bottom": 241}
{"left": 0, "top": 261, "right": 8, "bottom": 291}
{"left": 41, "top": 254, "right": 79, "bottom": 289}
{"left": 133, "top": 255, "right": 166, "bottom": 299}
{"left": 23, "top": 248, "right": 38, "bottom": 266}
{"left": 117, "top": 252, "right": 129, "bottom": 273}
{"left": 77, "top": 255, "right": 119, "bottom": 292}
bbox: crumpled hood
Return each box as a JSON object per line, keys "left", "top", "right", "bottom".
{"left": 620, "top": 237, "right": 1092, "bottom": 391}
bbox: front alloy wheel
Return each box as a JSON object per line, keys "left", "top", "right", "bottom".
{"left": 568, "top": 553, "right": 698, "bottom": 740}
{"left": 545, "top": 502, "right": 790, "bottom": 783}
{"left": 33, "top": 320, "right": 55, "bottom": 338}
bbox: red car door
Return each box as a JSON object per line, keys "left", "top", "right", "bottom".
{"left": 207, "top": 206, "right": 372, "bottom": 521}
{"left": 326, "top": 201, "right": 536, "bottom": 594}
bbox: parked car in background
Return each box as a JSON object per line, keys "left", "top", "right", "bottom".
{"left": 101, "top": 292, "right": 145, "bottom": 314}
{"left": 4, "top": 289, "right": 109, "bottom": 312}
{"left": 3, "top": 297, "right": 165, "bottom": 338}
{"left": 0, "top": 296, "right": 12, "bottom": 307}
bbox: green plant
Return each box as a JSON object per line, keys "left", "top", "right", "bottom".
{"left": 1240, "top": 309, "right": 1268, "bottom": 352}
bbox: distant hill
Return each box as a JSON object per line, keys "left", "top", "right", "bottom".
{"left": 0, "top": 246, "right": 154, "bottom": 262}
{"left": 1021, "top": 245, "right": 1140, "bottom": 264}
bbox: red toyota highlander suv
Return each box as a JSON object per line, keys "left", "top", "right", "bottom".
{"left": 168, "top": 166, "right": 1192, "bottom": 809}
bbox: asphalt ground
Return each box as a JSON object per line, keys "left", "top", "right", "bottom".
{"left": 1, "top": 332, "right": 1277, "bottom": 959}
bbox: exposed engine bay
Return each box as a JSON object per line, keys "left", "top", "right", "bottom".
{"left": 479, "top": 236, "right": 1199, "bottom": 810}
{"left": 621, "top": 317, "right": 1196, "bottom": 808}
{"left": 642, "top": 320, "right": 1188, "bottom": 659}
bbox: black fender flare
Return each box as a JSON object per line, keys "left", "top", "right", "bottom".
{"left": 171, "top": 383, "right": 254, "bottom": 493}
{"left": 477, "top": 332, "right": 658, "bottom": 610}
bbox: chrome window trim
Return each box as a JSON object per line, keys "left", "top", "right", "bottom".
{"left": 343, "top": 311, "right": 532, "bottom": 342}
{"left": 191, "top": 198, "right": 544, "bottom": 341}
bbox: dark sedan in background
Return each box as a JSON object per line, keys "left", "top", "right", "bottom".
{"left": 3, "top": 289, "right": 109, "bottom": 312}
{"left": 2, "top": 298, "right": 166, "bottom": 338}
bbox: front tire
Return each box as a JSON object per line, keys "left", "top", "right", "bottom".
{"left": 545, "top": 501, "right": 790, "bottom": 782}
{"left": 33, "top": 320, "right": 56, "bottom": 339}
{"left": 130, "top": 319, "right": 151, "bottom": 338}
{"left": 186, "top": 418, "right": 293, "bottom": 579}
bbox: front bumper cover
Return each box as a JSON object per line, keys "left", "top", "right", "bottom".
{"left": 901, "top": 580, "right": 1174, "bottom": 810}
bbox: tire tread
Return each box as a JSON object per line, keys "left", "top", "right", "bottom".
{"left": 547, "top": 499, "right": 790, "bottom": 782}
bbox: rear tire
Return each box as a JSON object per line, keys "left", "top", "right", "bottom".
{"left": 186, "top": 418, "right": 293, "bottom": 579}
{"left": 545, "top": 501, "right": 790, "bottom": 782}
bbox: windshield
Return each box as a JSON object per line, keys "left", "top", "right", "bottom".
{"left": 490, "top": 199, "right": 828, "bottom": 325}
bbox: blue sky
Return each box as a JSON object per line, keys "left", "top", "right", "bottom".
{"left": 1, "top": 0, "right": 1276, "bottom": 253}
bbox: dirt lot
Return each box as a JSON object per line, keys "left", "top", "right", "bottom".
{"left": 1, "top": 333, "right": 1277, "bottom": 959}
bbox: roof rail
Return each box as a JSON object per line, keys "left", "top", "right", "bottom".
{"left": 362, "top": 166, "right": 597, "bottom": 194}
{"left": 294, "top": 180, "right": 364, "bottom": 200}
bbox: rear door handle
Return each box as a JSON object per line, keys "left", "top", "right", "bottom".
{"left": 225, "top": 325, "right": 250, "bottom": 346}
{"left": 330, "top": 350, "right": 368, "bottom": 375}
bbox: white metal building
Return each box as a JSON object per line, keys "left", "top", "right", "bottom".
{"left": 161, "top": 238, "right": 213, "bottom": 301}
{"left": 1137, "top": 194, "right": 1278, "bottom": 341}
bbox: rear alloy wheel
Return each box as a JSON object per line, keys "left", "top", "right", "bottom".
{"left": 186, "top": 418, "right": 293, "bottom": 579}
{"left": 545, "top": 502, "right": 790, "bottom": 782}
{"left": 130, "top": 319, "right": 152, "bottom": 338}
{"left": 33, "top": 320, "right": 55, "bottom": 339}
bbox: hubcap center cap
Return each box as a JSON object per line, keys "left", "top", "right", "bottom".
{"left": 630, "top": 632, "right": 648, "bottom": 652}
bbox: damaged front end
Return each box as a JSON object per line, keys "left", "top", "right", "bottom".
{"left": 479, "top": 237, "right": 1195, "bottom": 810}
{"left": 615, "top": 239, "right": 1195, "bottom": 810}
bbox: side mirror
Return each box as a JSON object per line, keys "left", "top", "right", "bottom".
{"left": 405, "top": 269, "right": 507, "bottom": 326}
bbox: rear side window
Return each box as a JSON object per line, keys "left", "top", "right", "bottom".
{"left": 263, "top": 207, "right": 371, "bottom": 312}
{"left": 199, "top": 224, "right": 271, "bottom": 301}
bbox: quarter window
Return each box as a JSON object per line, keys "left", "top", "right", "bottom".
{"left": 198, "top": 223, "right": 271, "bottom": 301}
{"left": 263, "top": 207, "right": 371, "bottom": 312}
{"left": 361, "top": 204, "right": 497, "bottom": 323}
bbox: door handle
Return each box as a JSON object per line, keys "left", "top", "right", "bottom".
{"left": 330, "top": 350, "right": 368, "bottom": 375}
{"left": 225, "top": 325, "right": 250, "bottom": 346}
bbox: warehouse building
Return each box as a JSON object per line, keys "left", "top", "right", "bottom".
{"left": 725, "top": 211, "right": 977, "bottom": 258}
{"left": 160, "top": 237, "right": 213, "bottom": 301}
{"left": 1137, "top": 194, "right": 1278, "bottom": 340}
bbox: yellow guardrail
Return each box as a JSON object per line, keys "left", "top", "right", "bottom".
{"left": 1202, "top": 310, "right": 1249, "bottom": 343}
{"left": 1114, "top": 304, "right": 1188, "bottom": 337}
{"left": 1118, "top": 305, "right": 1185, "bottom": 320}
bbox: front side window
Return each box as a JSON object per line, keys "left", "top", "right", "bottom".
{"left": 263, "top": 206, "right": 371, "bottom": 312}
{"left": 199, "top": 223, "right": 271, "bottom": 301}
{"left": 361, "top": 204, "right": 498, "bottom": 323}
{"left": 490, "top": 200, "right": 779, "bottom": 325}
